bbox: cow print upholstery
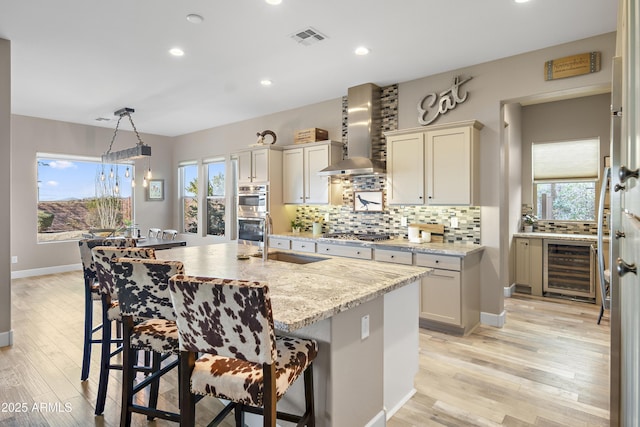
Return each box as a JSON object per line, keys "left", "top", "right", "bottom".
{"left": 79, "top": 238, "right": 137, "bottom": 300}
{"left": 91, "top": 246, "right": 156, "bottom": 321}
{"left": 168, "top": 274, "right": 318, "bottom": 407}
{"left": 112, "top": 258, "right": 185, "bottom": 354}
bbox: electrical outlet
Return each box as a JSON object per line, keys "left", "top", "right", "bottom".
{"left": 401, "top": 216, "right": 408, "bottom": 226}
{"left": 361, "top": 314, "right": 370, "bottom": 340}
{"left": 11, "top": 256, "right": 17, "bottom": 264}
{"left": 324, "top": 213, "right": 330, "bottom": 222}
{"left": 450, "top": 216, "right": 459, "bottom": 228}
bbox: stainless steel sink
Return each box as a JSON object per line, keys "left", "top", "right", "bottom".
{"left": 252, "top": 251, "right": 328, "bottom": 264}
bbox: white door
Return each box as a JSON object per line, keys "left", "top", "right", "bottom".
{"left": 426, "top": 126, "right": 471, "bottom": 205}
{"left": 283, "top": 148, "right": 304, "bottom": 204}
{"left": 612, "top": 2, "right": 640, "bottom": 424}
{"left": 237, "top": 151, "right": 253, "bottom": 183}
{"left": 387, "top": 133, "right": 425, "bottom": 205}
{"left": 252, "top": 149, "right": 269, "bottom": 183}
{"left": 305, "top": 144, "right": 330, "bottom": 204}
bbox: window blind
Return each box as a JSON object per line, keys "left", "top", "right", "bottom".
{"left": 532, "top": 138, "right": 600, "bottom": 182}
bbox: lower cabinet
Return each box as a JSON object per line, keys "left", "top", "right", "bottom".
{"left": 317, "top": 243, "right": 372, "bottom": 260}
{"left": 415, "top": 252, "right": 481, "bottom": 334}
{"left": 514, "top": 237, "right": 542, "bottom": 296}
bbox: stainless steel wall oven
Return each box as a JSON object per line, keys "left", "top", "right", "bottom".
{"left": 237, "top": 184, "right": 268, "bottom": 245}
{"left": 543, "top": 239, "right": 596, "bottom": 300}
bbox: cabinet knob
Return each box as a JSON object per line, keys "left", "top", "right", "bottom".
{"left": 615, "top": 230, "right": 626, "bottom": 239}
{"left": 617, "top": 258, "right": 637, "bottom": 277}
{"left": 614, "top": 183, "right": 626, "bottom": 192}
{"left": 356, "top": 251, "right": 360, "bottom": 254}
{"left": 390, "top": 255, "right": 395, "bottom": 258}
{"left": 618, "top": 165, "right": 639, "bottom": 183}
{"left": 418, "top": 196, "right": 423, "bottom": 199}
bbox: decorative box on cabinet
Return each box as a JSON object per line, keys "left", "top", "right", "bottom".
{"left": 385, "top": 120, "right": 483, "bottom": 206}
{"left": 282, "top": 141, "right": 342, "bottom": 204}
{"left": 415, "top": 251, "right": 481, "bottom": 335}
{"left": 514, "top": 237, "right": 543, "bottom": 296}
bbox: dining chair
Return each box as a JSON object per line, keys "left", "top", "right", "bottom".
{"left": 168, "top": 274, "right": 318, "bottom": 427}
{"left": 77, "top": 237, "right": 136, "bottom": 381}
{"left": 148, "top": 228, "right": 162, "bottom": 238}
{"left": 91, "top": 245, "right": 156, "bottom": 415}
{"left": 112, "top": 257, "right": 185, "bottom": 426}
{"left": 162, "top": 229, "right": 178, "bottom": 240}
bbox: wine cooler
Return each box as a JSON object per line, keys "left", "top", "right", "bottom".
{"left": 543, "top": 239, "right": 596, "bottom": 300}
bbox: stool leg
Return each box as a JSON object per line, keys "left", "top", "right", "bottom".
{"left": 304, "top": 364, "right": 315, "bottom": 427}
{"left": 81, "top": 280, "right": 95, "bottom": 381}
{"left": 179, "top": 351, "right": 196, "bottom": 427}
{"left": 120, "top": 317, "right": 135, "bottom": 427}
{"left": 597, "top": 304, "right": 604, "bottom": 324}
{"left": 94, "top": 304, "right": 112, "bottom": 415}
{"left": 147, "top": 351, "right": 162, "bottom": 420}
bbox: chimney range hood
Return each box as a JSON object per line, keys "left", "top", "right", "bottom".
{"left": 318, "top": 83, "right": 386, "bottom": 176}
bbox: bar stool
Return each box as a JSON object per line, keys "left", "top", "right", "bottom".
{"left": 168, "top": 274, "right": 317, "bottom": 427}
{"left": 112, "top": 258, "right": 185, "bottom": 426}
{"left": 77, "top": 237, "right": 136, "bottom": 381}
{"left": 91, "top": 246, "right": 156, "bottom": 415}
{"left": 162, "top": 229, "right": 178, "bottom": 240}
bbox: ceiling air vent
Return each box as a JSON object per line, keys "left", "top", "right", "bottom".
{"left": 95, "top": 117, "right": 111, "bottom": 122}
{"left": 290, "top": 27, "right": 327, "bottom": 46}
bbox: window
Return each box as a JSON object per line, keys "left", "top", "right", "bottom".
{"left": 179, "top": 162, "right": 198, "bottom": 233}
{"left": 532, "top": 138, "right": 599, "bottom": 221}
{"left": 37, "top": 153, "right": 133, "bottom": 242}
{"left": 205, "top": 159, "right": 226, "bottom": 236}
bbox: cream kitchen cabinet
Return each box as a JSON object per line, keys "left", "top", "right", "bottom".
{"left": 385, "top": 120, "right": 483, "bottom": 206}
{"left": 514, "top": 237, "right": 543, "bottom": 296}
{"left": 234, "top": 147, "right": 283, "bottom": 184}
{"left": 415, "top": 251, "right": 481, "bottom": 334}
{"left": 282, "top": 141, "right": 342, "bottom": 204}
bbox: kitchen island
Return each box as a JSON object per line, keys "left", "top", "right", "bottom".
{"left": 157, "top": 242, "right": 429, "bottom": 427}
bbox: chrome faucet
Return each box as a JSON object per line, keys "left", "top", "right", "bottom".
{"left": 263, "top": 213, "right": 272, "bottom": 261}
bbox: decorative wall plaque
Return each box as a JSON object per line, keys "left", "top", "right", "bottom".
{"left": 417, "top": 75, "right": 472, "bottom": 126}
{"left": 544, "top": 51, "right": 601, "bottom": 81}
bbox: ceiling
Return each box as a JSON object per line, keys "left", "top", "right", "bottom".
{"left": 0, "top": 0, "right": 618, "bottom": 137}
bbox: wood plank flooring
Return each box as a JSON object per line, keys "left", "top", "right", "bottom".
{"left": 1, "top": 272, "right": 609, "bottom": 426}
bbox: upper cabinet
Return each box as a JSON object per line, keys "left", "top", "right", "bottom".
{"left": 234, "top": 147, "right": 282, "bottom": 184}
{"left": 282, "top": 141, "right": 343, "bottom": 204}
{"left": 385, "top": 120, "right": 483, "bottom": 206}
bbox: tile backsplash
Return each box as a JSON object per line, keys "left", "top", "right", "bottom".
{"left": 290, "top": 175, "right": 481, "bottom": 244}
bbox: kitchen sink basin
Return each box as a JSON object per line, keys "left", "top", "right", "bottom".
{"left": 252, "top": 251, "right": 328, "bottom": 264}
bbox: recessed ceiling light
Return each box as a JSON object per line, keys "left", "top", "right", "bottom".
{"left": 186, "top": 13, "right": 204, "bottom": 24}
{"left": 514, "top": 0, "right": 530, "bottom": 3}
{"left": 266, "top": 0, "right": 282, "bottom": 5}
{"left": 355, "top": 46, "right": 370, "bottom": 56}
{"left": 169, "top": 48, "right": 185, "bottom": 57}
{"left": 260, "top": 79, "right": 273, "bottom": 87}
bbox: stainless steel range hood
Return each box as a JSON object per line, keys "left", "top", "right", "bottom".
{"left": 318, "top": 83, "right": 385, "bottom": 176}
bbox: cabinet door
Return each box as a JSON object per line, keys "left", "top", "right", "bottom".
{"left": 252, "top": 149, "right": 269, "bottom": 182}
{"left": 426, "top": 126, "right": 471, "bottom": 205}
{"left": 305, "top": 144, "right": 330, "bottom": 204}
{"left": 515, "top": 238, "right": 531, "bottom": 286}
{"left": 283, "top": 148, "right": 304, "bottom": 204}
{"left": 420, "top": 270, "right": 461, "bottom": 325}
{"left": 237, "top": 151, "right": 253, "bottom": 183}
{"left": 387, "top": 133, "right": 425, "bottom": 205}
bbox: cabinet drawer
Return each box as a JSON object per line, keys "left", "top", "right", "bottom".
{"left": 317, "top": 243, "right": 372, "bottom": 260}
{"left": 420, "top": 270, "right": 462, "bottom": 325}
{"left": 415, "top": 253, "right": 461, "bottom": 271}
{"left": 268, "top": 237, "right": 291, "bottom": 250}
{"left": 374, "top": 249, "right": 413, "bottom": 265}
{"left": 291, "top": 240, "right": 316, "bottom": 253}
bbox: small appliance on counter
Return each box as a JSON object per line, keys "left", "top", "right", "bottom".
{"left": 407, "top": 223, "right": 444, "bottom": 243}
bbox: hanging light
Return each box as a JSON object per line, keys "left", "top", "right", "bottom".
{"left": 125, "top": 167, "right": 130, "bottom": 178}
{"left": 143, "top": 176, "right": 148, "bottom": 187}
{"left": 101, "top": 107, "right": 151, "bottom": 163}
{"left": 131, "top": 177, "right": 136, "bottom": 187}
{"left": 109, "top": 167, "right": 114, "bottom": 179}
{"left": 114, "top": 178, "right": 120, "bottom": 194}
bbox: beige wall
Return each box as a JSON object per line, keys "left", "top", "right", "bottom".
{"left": 9, "top": 32, "right": 616, "bottom": 321}
{"left": 10, "top": 115, "right": 174, "bottom": 273}
{"left": 520, "top": 93, "right": 612, "bottom": 205}
{"left": 1, "top": 39, "right": 11, "bottom": 346}
{"left": 397, "top": 32, "right": 615, "bottom": 317}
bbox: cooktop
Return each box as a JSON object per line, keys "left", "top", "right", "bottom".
{"left": 321, "top": 232, "right": 391, "bottom": 242}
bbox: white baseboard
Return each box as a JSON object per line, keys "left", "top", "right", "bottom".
{"left": 11, "top": 263, "right": 81, "bottom": 279}
{"left": 481, "top": 310, "right": 506, "bottom": 328}
{"left": 0, "top": 330, "right": 14, "bottom": 347}
{"left": 365, "top": 410, "right": 387, "bottom": 427}
{"left": 385, "top": 388, "right": 416, "bottom": 420}
{"left": 504, "top": 283, "right": 516, "bottom": 298}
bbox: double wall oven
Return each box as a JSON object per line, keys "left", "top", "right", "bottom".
{"left": 237, "top": 184, "right": 268, "bottom": 245}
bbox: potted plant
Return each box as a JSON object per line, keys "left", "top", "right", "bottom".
{"left": 522, "top": 213, "right": 537, "bottom": 232}
{"left": 291, "top": 219, "right": 303, "bottom": 233}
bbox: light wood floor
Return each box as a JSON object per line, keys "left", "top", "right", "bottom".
{"left": 1, "top": 271, "right": 610, "bottom": 426}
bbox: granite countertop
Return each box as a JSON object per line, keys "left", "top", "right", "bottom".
{"left": 157, "top": 242, "right": 429, "bottom": 333}
{"left": 513, "top": 232, "right": 609, "bottom": 242}
{"left": 271, "top": 232, "right": 484, "bottom": 256}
